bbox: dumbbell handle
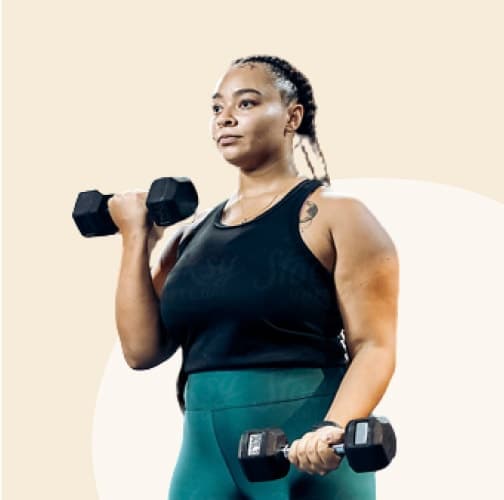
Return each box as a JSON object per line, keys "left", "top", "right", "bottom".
{"left": 94, "top": 191, "right": 158, "bottom": 226}
{"left": 279, "top": 417, "right": 377, "bottom": 459}
{"left": 279, "top": 443, "right": 345, "bottom": 459}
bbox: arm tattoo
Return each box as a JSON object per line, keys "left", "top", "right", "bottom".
{"left": 299, "top": 200, "right": 318, "bottom": 233}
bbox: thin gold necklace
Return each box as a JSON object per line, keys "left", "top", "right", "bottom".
{"left": 233, "top": 177, "right": 305, "bottom": 224}
{"left": 237, "top": 192, "right": 281, "bottom": 223}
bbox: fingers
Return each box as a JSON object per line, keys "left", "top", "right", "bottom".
{"left": 318, "top": 438, "right": 342, "bottom": 470}
{"left": 289, "top": 433, "right": 325, "bottom": 475}
{"left": 107, "top": 191, "right": 151, "bottom": 235}
{"left": 288, "top": 429, "right": 343, "bottom": 476}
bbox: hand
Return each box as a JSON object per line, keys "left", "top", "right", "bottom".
{"left": 287, "top": 425, "right": 344, "bottom": 476}
{"left": 107, "top": 190, "right": 152, "bottom": 237}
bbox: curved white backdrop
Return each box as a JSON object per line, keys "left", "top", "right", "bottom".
{"left": 92, "top": 179, "right": 504, "bottom": 499}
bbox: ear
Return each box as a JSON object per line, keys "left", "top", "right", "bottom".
{"left": 285, "top": 102, "right": 304, "bottom": 134}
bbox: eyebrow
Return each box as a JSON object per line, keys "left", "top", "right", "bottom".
{"left": 211, "top": 88, "right": 263, "bottom": 100}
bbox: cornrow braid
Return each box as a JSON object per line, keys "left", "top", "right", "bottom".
{"left": 231, "top": 55, "right": 331, "bottom": 186}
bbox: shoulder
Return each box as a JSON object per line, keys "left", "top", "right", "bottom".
{"left": 312, "top": 185, "right": 397, "bottom": 260}
{"left": 179, "top": 206, "right": 214, "bottom": 244}
{"left": 188, "top": 206, "right": 214, "bottom": 226}
{"left": 310, "top": 183, "right": 369, "bottom": 211}
{"left": 306, "top": 184, "right": 373, "bottom": 226}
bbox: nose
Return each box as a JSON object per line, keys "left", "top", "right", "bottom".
{"left": 216, "top": 107, "right": 237, "bottom": 128}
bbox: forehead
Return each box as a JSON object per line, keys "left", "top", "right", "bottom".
{"left": 212, "top": 63, "right": 278, "bottom": 98}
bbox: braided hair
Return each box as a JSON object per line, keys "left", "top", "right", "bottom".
{"left": 231, "top": 55, "right": 331, "bottom": 186}
{"left": 175, "top": 55, "right": 330, "bottom": 415}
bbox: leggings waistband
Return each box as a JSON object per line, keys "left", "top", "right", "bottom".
{"left": 184, "top": 366, "right": 347, "bottom": 411}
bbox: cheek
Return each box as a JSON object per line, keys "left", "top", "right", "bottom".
{"left": 251, "top": 110, "right": 285, "bottom": 139}
{"left": 209, "top": 118, "right": 218, "bottom": 138}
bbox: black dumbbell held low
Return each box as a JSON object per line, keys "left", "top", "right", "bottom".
{"left": 238, "top": 416, "right": 396, "bottom": 482}
{"left": 72, "top": 177, "right": 199, "bottom": 237}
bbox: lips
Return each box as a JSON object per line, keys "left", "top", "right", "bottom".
{"left": 218, "top": 135, "right": 242, "bottom": 145}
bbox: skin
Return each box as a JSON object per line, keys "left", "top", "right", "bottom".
{"left": 109, "top": 62, "right": 399, "bottom": 477}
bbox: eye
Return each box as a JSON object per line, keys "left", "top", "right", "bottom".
{"left": 212, "top": 104, "right": 222, "bottom": 114}
{"left": 239, "top": 99, "right": 256, "bottom": 109}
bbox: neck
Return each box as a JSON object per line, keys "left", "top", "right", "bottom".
{"left": 235, "top": 156, "right": 305, "bottom": 199}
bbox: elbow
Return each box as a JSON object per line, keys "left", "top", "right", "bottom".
{"left": 124, "top": 340, "right": 180, "bottom": 370}
{"left": 351, "top": 340, "right": 396, "bottom": 375}
{"left": 121, "top": 346, "right": 158, "bottom": 370}
{"left": 124, "top": 353, "right": 151, "bottom": 370}
{"left": 373, "top": 343, "right": 396, "bottom": 376}
{"left": 126, "top": 356, "right": 165, "bottom": 371}
{"left": 386, "top": 352, "right": 396, "bottom": 379}
{"left": 127, "top": 358, "right": 152, "bottom": 370}
{"left": 379, "top": 345, "right": 396, "bottom": 380}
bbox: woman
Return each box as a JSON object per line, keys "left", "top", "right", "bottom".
{"left": 108, "top": 55, "right": 399, "bottom": 499}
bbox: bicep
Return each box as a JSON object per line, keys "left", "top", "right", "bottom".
{"left": 331, "top": 198, "right": 399, "bottom": 358}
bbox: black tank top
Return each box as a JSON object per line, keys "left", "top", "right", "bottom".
{"left": 159, "top": 178, "right": 348, "bottom": 376}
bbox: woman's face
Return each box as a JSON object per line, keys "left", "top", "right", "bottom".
{"left": 210, "top": 63, "right": 298, "bottom": 169}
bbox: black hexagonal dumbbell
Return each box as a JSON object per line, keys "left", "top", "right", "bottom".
{"left": 72, "top": 176, "right": 199, "bottom": 237}
{"left": 238, "top": 416, "right": 396, "bottom": 482}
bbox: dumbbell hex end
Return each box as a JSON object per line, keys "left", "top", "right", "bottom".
{"left": 72, "top": 190, "right": 117, "bottom": 237}
{"left": 146, "top": 177, "right": 198, "bottom": 225}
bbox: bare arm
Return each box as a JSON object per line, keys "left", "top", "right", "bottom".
{"left": 322, "top": 196, "right": 399, "bottom": 426}
{"left": 115, "top": 225, "right": 186, "bottom": 369}
{"left": 110, "top": 191, "right": 212, "bottom": 370}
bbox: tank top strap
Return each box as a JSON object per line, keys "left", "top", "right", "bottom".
{"left": 285, "top": 177, "right": 324, "bottom": 209}
{"left": 267, "top": 177, "right": 324, "bottom": 227}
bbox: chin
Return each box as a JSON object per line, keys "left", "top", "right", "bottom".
{"left": 221, "top": 149, "right": 252, "bottom": 168}
{"left": 224, "top": 157, "right": 251, "bottom": 169}
{"left": 219, "top": 144, "right": 271, "bottom": 170}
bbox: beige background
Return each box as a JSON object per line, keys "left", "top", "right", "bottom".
{"left": 3, "top": 1, "right": 503, "bottom": 499}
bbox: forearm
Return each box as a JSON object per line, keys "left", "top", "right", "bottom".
{"left": 115, "top": 231, "right": 168, "bottom": 367}
{"left": 324, "top": 342, "right": 395, "bottom": 427}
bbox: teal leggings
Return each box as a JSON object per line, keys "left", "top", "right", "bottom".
{"left": 168, "top": 367, "right": 376, "bottom": 500}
